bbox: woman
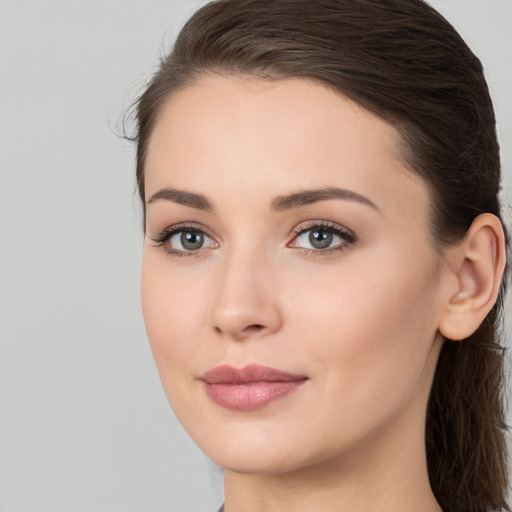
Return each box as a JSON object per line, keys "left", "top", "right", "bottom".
{"left": 130, "top": 0, "right": 509, "bottom": 511}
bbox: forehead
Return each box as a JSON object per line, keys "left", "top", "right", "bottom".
{"left": 145, "top": 75, "right": 427, "bottom": 217}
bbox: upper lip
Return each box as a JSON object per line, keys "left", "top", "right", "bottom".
{"left": 200, "top": 364, "right": 308, "bottom": 384}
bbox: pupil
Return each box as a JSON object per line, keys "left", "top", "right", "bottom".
{"left": 309, "top": 230, "right": 333, "bottom": 249}
{"left": 181, "top": 231, "right": 204, "bottom": 250}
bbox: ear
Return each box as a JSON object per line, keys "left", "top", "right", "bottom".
{"left": 438, "top": 213, "right": 507, "bottom": 341}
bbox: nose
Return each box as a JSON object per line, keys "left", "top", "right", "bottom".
{"left": 209, "top": 249, "right": 283, "bottom": 341}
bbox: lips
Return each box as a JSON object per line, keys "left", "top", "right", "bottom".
{"left": 200, "top": 364, "right": 308, "bottom": 411}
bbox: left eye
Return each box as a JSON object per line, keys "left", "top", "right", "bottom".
{"left": 290, "top": 224, "right": 354, "bottom": 251}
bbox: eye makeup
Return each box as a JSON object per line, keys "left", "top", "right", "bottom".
{"left": 288, "top": 220, "right": 357, "bottom": 256}
{"left": 149, "top": 222, "right": 218, "bottom": 258}
{"left": 149, "top": 218, "right": 357, "bottom": 259}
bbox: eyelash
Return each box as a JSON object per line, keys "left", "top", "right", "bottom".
{"left": 290, "top": 221, "right": 357, "bottom": 256}
{"left": 150, "top": 222, "right": 216, "bottom": 258}
{"left": 150, "top": 221, "right": 357, "bottom": 258}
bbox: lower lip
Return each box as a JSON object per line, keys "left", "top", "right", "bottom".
{"left": 204, "top": 380, "right": 307, "bottom": 411}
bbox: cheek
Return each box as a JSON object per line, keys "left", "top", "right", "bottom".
{"left": 141, "top": 253, "right": 208, "bottom": 376}
{"left": 284, "top": 251, "right": 440, "bottom": 409}
{"left": 290, "top": 260, "right": 433, "bottom": 331}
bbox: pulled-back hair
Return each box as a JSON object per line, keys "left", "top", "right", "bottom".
{"left": 131, "top": 1, "right": 510, "bottom": 510}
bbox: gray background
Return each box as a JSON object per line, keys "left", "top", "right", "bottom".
{"left": 0, "top": 1, "right": 511, "bottom": 511}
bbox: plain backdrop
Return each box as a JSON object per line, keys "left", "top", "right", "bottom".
{"left": 0, "top": 1, "right": 511, "bottom": 511}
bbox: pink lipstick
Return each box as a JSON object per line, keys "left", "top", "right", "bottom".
{"left": 200, "top": 364, "right": 308, "bottom": 411}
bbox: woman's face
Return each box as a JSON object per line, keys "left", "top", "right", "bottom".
{"left": 141, "top": 76, "right": 448, "bottom": 474}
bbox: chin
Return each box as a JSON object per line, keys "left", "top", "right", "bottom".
{"left": 198, "top": 430, "right": 291, "bottom": 473}
{"left": 188, "top": 417, "right": 341, "bottom": 476}
{"left": 206, "top": 445, "right": 312, "bottom": 476}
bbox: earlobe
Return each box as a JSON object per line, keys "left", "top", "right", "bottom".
{"left": 438, "top": 213, "right": 506, "bottom": 341}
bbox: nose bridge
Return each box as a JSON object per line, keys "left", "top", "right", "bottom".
{"left": 210, "top": 241, "right": 282, "bottom": 340}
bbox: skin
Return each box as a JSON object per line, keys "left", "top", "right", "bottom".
{"left": 140, "top": 75, "right": 504, "bottom": 512}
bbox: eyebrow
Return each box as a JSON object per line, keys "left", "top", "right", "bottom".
{"left": 146, "top": 188, "right": 214, "bottom": 212}
{"left": 146, "top": 186, "right": 379, "bottom": 213}
{"left": 271, "top": 187, "right": 379, "bottom": 212}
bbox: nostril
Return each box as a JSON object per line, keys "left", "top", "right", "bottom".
{"left": 214, "top": 323, "right": 265, "bottom": 339}
{"left": 235, "top": 324, "right": 265, "bottom": 340}
{"left": 245, "top": 324, "right": 264, "bottom": 333}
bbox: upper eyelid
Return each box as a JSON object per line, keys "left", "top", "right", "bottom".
{"left": 149, "top": 222, "right": 216, "bottom": 242}
{"left": 291, "top": 220, "right": 355, "bottom": 238}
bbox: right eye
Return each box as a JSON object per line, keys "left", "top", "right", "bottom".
{"left": 171, "top": 230, "right": 210, "bottom": 251}
{"left": 150, "top": 225, "right": 218, "bottom": 257}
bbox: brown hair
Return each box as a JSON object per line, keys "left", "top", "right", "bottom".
{"left": 130, "top": 1, "right": 510, "bottom": 510}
